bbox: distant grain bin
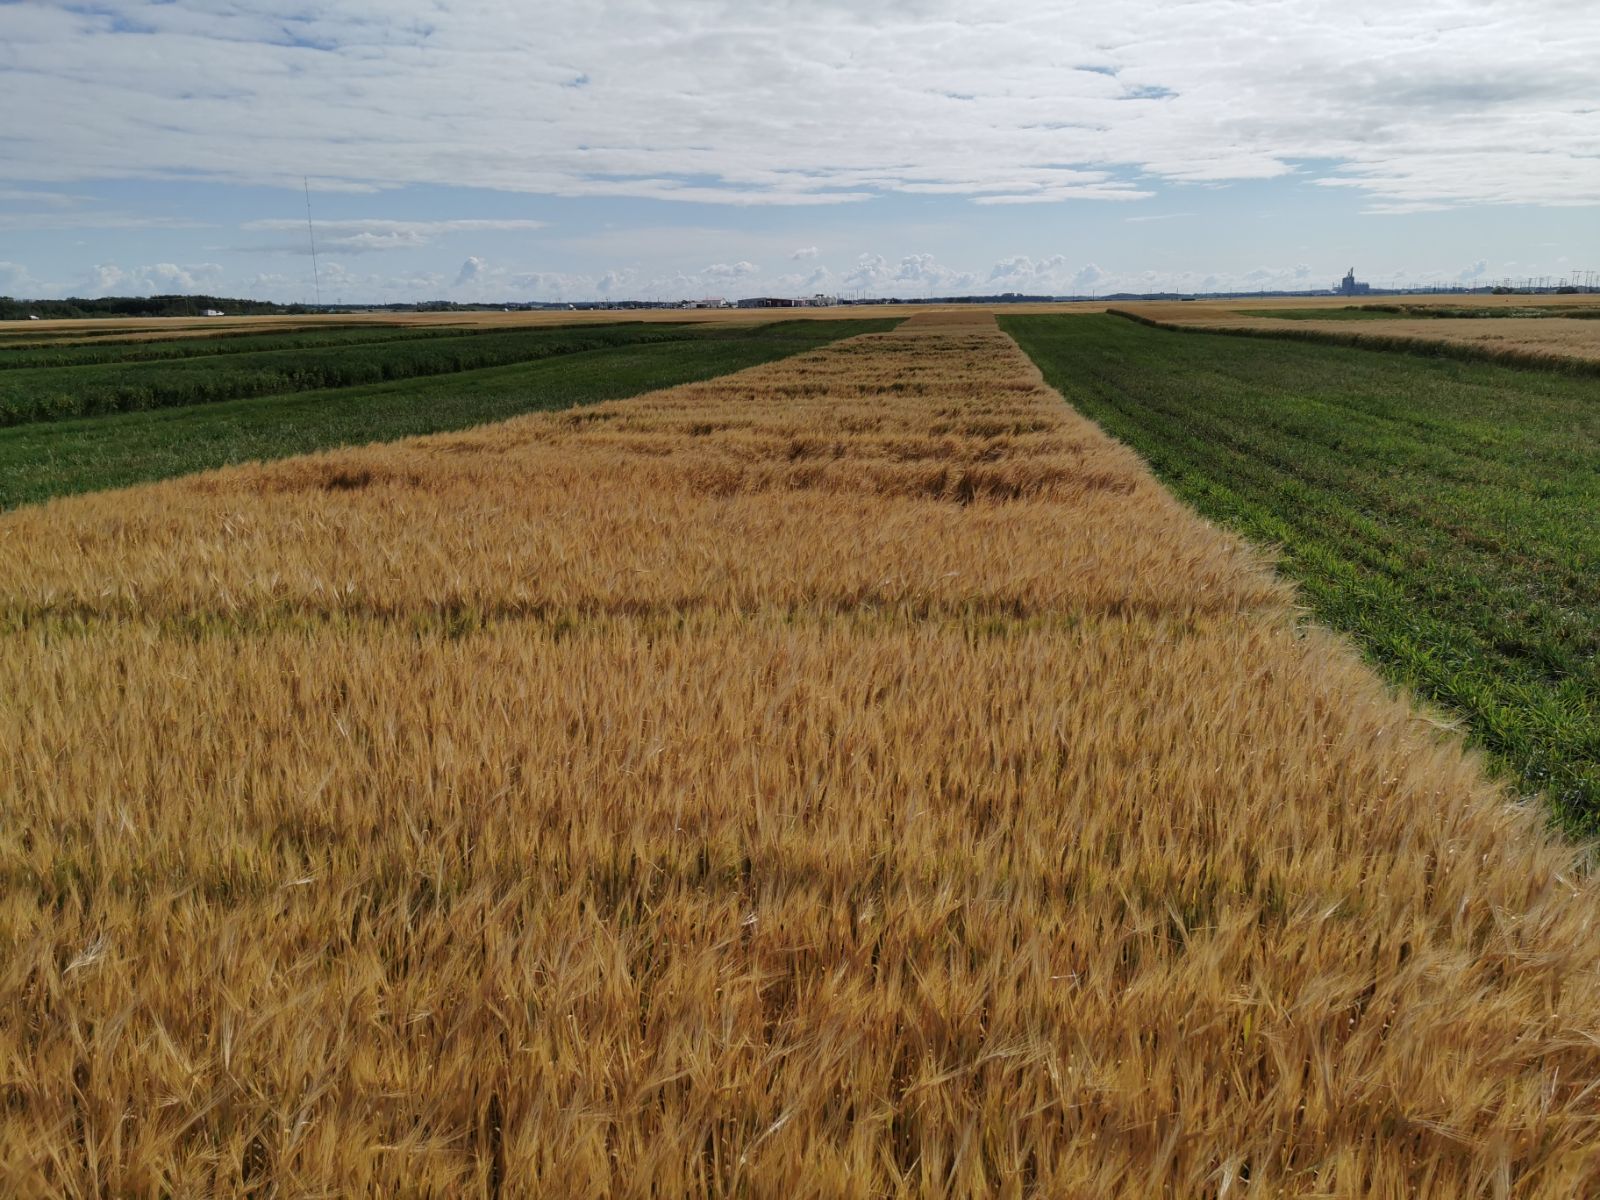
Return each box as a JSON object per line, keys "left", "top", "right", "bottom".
{"left": 1335, "top": 268, "right": 1371, "bottom": 296}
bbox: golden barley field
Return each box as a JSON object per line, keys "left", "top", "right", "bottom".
{"left": 5, "top": 312, "right": 1600, "bottom": 1196}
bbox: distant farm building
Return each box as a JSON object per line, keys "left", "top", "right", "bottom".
{"left": 736, "top": 297, "right": 803, "bottom": 309}
{"left": 1335, "top": 268, "right": 1371, "bottom": 296}
{"left": 202, "top": 308, "right": 225, "bottom": 317}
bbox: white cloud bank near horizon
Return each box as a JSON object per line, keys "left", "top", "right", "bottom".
{"left": 2, "top": 0, "right": 1596, "bottom": 213}
{"left": 240, "top": 218, "right": 549, "bottom": 254}
{"left": 2, "top": 1, "right": 1597, "bottom": 303}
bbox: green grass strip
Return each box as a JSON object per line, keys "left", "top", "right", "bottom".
{"left": 0, "top": 322, "right": 730, "bottom": 426}
{"left": 0, "top": 323, "right": 482, "bottom": 370}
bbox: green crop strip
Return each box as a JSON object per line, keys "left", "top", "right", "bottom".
{"left": 0, "top": 318, "right": 897, "bottom": 509}
{"left": 1004, "top": 313, "right": 1600, "bottom": 831}
{"left": 0, "top": 324, "right": 485, "bottom": 370}
{"left": 0, "top": 322, "right": 731, "bottom": 425}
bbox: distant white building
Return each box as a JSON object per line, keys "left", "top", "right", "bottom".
{"left": 202, "top": 308, "right": 225, "bottom": 317}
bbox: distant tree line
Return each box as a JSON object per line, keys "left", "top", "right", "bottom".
{"left": 0, "top": 295, "right": 313, "bottom": 320}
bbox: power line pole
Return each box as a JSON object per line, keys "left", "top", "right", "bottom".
{"left": 304, "top": 177, "right": 322, "bottom": 308}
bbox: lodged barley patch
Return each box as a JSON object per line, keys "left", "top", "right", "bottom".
{"left": 4, "top": 313, "right": 1600, "bottom": 1196}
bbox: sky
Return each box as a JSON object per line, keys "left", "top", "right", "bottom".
{"left": 2, "top": 0, "right": 1597, "bottom": 304}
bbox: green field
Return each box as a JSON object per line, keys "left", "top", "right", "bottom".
{"left": 0, "top": 318, "right": 896, "bottom": 509}
{"left": 1004, "top": 314, "right": 1600, "bottom": 829}
{"left": 0, "top": 324, "right": 476, "bottom": 370}
{"left": 0, "top": 322, "right": 730, "bottom": 425}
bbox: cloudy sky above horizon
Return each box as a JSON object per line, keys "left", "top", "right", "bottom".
{"left": 2, "top": 0, "right": 1598, "bottom": 303}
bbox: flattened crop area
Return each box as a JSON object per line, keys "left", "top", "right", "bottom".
{"left": 5, "top": 313, "right": 1600, "bottom": 1195}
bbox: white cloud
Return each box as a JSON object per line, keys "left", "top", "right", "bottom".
{"left": 988, "top": 255, "right": 1068, "bottom": 284}
{"left": 0, "top": 187, "right": 87, "bottom": 208}
{"left": 242, "top": 218, "right": 548, "bottom": 254}
{"left": 146, "top": 261, "right": 223, "bottom": 291}
{"left": 980, "top": 256, "right": 1119, "bottom": 294}
{"left": 843, "top": 252, "right": 976, "bottom": 295}
{"left": 0, "top": 261, "right": 43, "bottom": 295}
{"left": 791, "top": 246, "right": 819, "bottom": 260}
{"left": 73, "top": 261, "right": 224, "bottom": 297}
{"left": 292, "top": 261, "right": 448, "bottom": 303}
{"left": 1, "top": 2, "right": 1593, "bottom": 210}
{"left": 15, "top": 247, "right": 1544, "bottom": 305}
{"left": 703, "top": 260, "right": 759, "bottom": 278}
{"left": 86, "top": 264, "right": 125, "bottom": 295}
{"left": 0, "top": 211, "right": 210, "bottom": 231}
{"left": 1073, "top": 263, "right": 1105, "bottom": 289}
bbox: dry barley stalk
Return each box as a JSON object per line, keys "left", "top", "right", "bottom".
{"left": 2, "top": 311, "right": 1598, "bottom": 1196}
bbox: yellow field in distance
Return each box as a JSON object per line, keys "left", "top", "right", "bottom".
{"left": 1122, "top": 295, "right": 1600, "bottom": 364}
{"left": 14, "top": 292, "right": 1597, "bottom": 363}
{"left": 0, "top": 302, "right": 1106, "bottom": 347}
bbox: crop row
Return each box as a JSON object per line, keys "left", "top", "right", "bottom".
{"left": 0, "top": 323, "right": 479, "bottom": 371}
{"left": 0, "top": 323, "right": 701, "bottom": 425}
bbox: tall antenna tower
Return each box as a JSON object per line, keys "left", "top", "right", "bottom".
{"left": 303, "top": 177, "right": 322, "bottom": 308}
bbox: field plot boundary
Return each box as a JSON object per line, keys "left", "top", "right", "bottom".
{"left": 0, "top": 317, "right": 897, "bottom": 510}
{"left": 1108, "top": 306, "right": 1600, "bottom": 377}
{"left": 1235, "top": 305, "right": 1600, "bottom": 323}
{"left": 1006, "top": 312, "right": 1600, "bottom": 829}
